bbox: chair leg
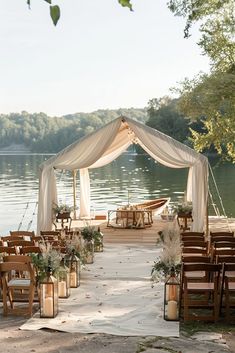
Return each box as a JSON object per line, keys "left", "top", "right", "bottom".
{"left": 183, "top": 284, "right": 189, "bottom": 321}
{"left": 2, "top": 279, "right": 8, "bottom": 316}
{"left": 28, "top": 284, "right": 35, "bottom": 317}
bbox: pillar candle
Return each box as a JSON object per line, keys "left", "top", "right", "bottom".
{"left": 167, "top": 300, "right": 178, "bottom": 320}
{"left": 58, "top": 281, "right": 67, "bottom": 297}
{"left": 70, "top": 272, "right": 77, "bottom": 287}
{"left": 43, "top": 297, "right": 54, "bottom": 317}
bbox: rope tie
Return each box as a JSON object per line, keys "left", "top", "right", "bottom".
{"left": 27, "top": 202, "right": 38, "bottom": 231}
{"left": 209, "top": 162, "right": 231, "bottom": 231}
{"left": 18, "top": 202, "right": 29, "bottom": 230}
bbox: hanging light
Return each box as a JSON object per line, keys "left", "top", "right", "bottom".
{"left": 163, "top": 267, "right": 180, "bottom": 321}
{"left": 40, "top": 264, "right": 58, "bottom": 318}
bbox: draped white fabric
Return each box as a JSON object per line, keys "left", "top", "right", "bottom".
{"left": 37, "top": 116, "right": 208, "bottom": 233}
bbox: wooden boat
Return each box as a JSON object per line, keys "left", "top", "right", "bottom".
{"left": 133, "top": 197, "right": 170, "bottom": 214}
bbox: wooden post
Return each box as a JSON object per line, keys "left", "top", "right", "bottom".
{"left": 73, "top": 170, "right": 77, "bottom": 220}
{"left": 206, "top": 194, "right": 209, "bottom": 237}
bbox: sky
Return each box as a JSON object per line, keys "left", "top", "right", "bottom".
{"left": 0, "top": 0, "right": 210, "bottom": 116}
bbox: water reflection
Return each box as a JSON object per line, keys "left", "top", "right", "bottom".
{"left": 0, "top": 153, "right": 234, "bottom": 234}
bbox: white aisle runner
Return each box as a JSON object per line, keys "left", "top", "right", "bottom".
{"left": 21, "top": 244, "right": 179, "bottom": 337}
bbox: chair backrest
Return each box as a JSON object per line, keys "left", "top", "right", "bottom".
{"left": 10, "top": 230, "right": 35, "bottom": 237}
{"left": 182, "top": 247, "right": 208, "bottom": 255}
{"left": 210, "top": 231, "right": 234, "bottom": 238}
{"left": 216, "top": 255, "right": 235, "bottom": 264}
{"left": 182, "top": 240, "right": 208, "bottom": 248}
{"left": 40, "top": 231, "right": 61, "bottom": 237}
{"left": 20, "top": 246, "right": 41, "bottom": 255}
{"left": 181, "top": 231, "right": 204, "bottom": 237}
{"left": 3, "top": 255, "right": 32, "bottom": 263}
{"left": 213, "top": 242, "right": 235, "bottom": 249}
{"left": 211, "top": 237, "right": 235, "bottom": 244}
{"left": 182, "top": 263, "right": 222, "bottom": 281}
{"left": 0, "top": 246, "right": 17, "bottom": 255}
{"left": 181, "top": 235, "right": 205, "bottom": 242}
{"left": 31, "top": 236, "right": 43, "bottom": 242}
{"left": 0, "top": 261, "right": 33, "bottom": 273}
{"left": 7, "top": 240, "right": 35, "bottom": 247}
{"left": 182, "top": 255, "right": 211, "bottom": 263}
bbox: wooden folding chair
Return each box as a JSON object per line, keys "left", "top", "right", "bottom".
{"left": 0, "top": 261, "right": 36, "bottom": 317}
{"left": 181, "top": 263, "right": 222, "bottom": 322}
{"left": 220, "top": 263, "right": 235, "bottom": 322}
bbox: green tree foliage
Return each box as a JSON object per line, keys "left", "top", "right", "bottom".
{"left": 168, "top": 0, "right": 233, "bottom": 39}
{"left": 0, "top": 108, "right": 146, "bottom": 153}
{"left": 26, "top": 0, "right": 133, "bottom": 26}
{"left": 175, "top": 69, "right": 235, "bottom": 161}
{"left": 146, "top": 97, "right": 190, "bottom": 144}
{"left": 169, "top": 0, "right": 235, "bottom": 161}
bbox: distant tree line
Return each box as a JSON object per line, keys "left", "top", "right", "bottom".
{"left": 145, "top": 96, "right": 204, "bottom": 148}
{"left": 0, "top": 109, "right": 147, "bottom": 153}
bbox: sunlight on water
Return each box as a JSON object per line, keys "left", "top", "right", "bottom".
{"left": 0, "top": 153, "right": 235, "bottom": 235}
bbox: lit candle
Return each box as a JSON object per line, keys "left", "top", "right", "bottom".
{"left": 70, "top": 272, "right": 77, "bottom": 287}
{"left": 43, "top": 297, "right": 54, "bottom": 317}
{"left": 86, "top": 253, "right": 93, "bottom": 264}
{"left": 58, "top": 281, "right": 67, "bottom": 297}
{"left": 167, "top": 300, "right": 178, "bottom": 320}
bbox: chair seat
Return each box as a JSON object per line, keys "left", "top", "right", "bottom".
{"left": 8, "top": 279, "right": 31, "bottom": 287}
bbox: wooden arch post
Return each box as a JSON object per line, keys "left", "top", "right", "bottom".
{"left": 73, "top": 170, "right": 77, "bottom": 220}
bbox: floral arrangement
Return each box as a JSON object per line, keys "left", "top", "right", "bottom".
{"left": 173, "top": 201, "right": 192, "bottom": 215}
{"left": 81, "top": 226, "right": 95, "bottom": 242}
{"left": 151, "top": 226, "right": 182, "bottom": 283}
{"left": 30, "top": 243, "right": 62, "bottom": 282}
{"left": 53, "top": 202, "right": 73, "bottom": 215}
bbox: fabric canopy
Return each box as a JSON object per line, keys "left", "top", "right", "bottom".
{"left": 37, "top": 116, "right": 208, "bottom": 233}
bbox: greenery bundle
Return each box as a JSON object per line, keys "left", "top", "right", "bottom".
{"left": 53, "top": 202, "right": 73, "bottom": 214}
{"left": 173, "top": 202, "right": 192, "bottom": 215}
{"left": 80, "top": 226, "right": 95, "bottom": 242}
{"left": 151, "top": 226, "right": 182, "bottom": 283}
{"left": 30, "top": 243, "right": 62, "bottom": 282}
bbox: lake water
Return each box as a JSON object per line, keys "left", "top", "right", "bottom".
{"left": 0, "top": 153, "right": 235, "bottom": 235}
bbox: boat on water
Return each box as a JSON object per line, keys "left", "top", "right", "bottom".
{"left": 133, "top": 197, "right": 170, "bottom": 215}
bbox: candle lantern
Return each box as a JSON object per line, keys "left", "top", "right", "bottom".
{"left": 65, "top": 250, "right": 80, "bottom": 288}
{"left": 164, "top": 268, "right": 180, "bottom": 321}
{"left": 84, "top": 240, "right": 94, "bottom": 264}
{"left": 58, "top": 260, "right": 70, "bottom": 298}
{"left": 94, "top": 227, "right": 104, "bottom": 252}
{"left": 40, "top": 266, "right": 58, "bottom": 318}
